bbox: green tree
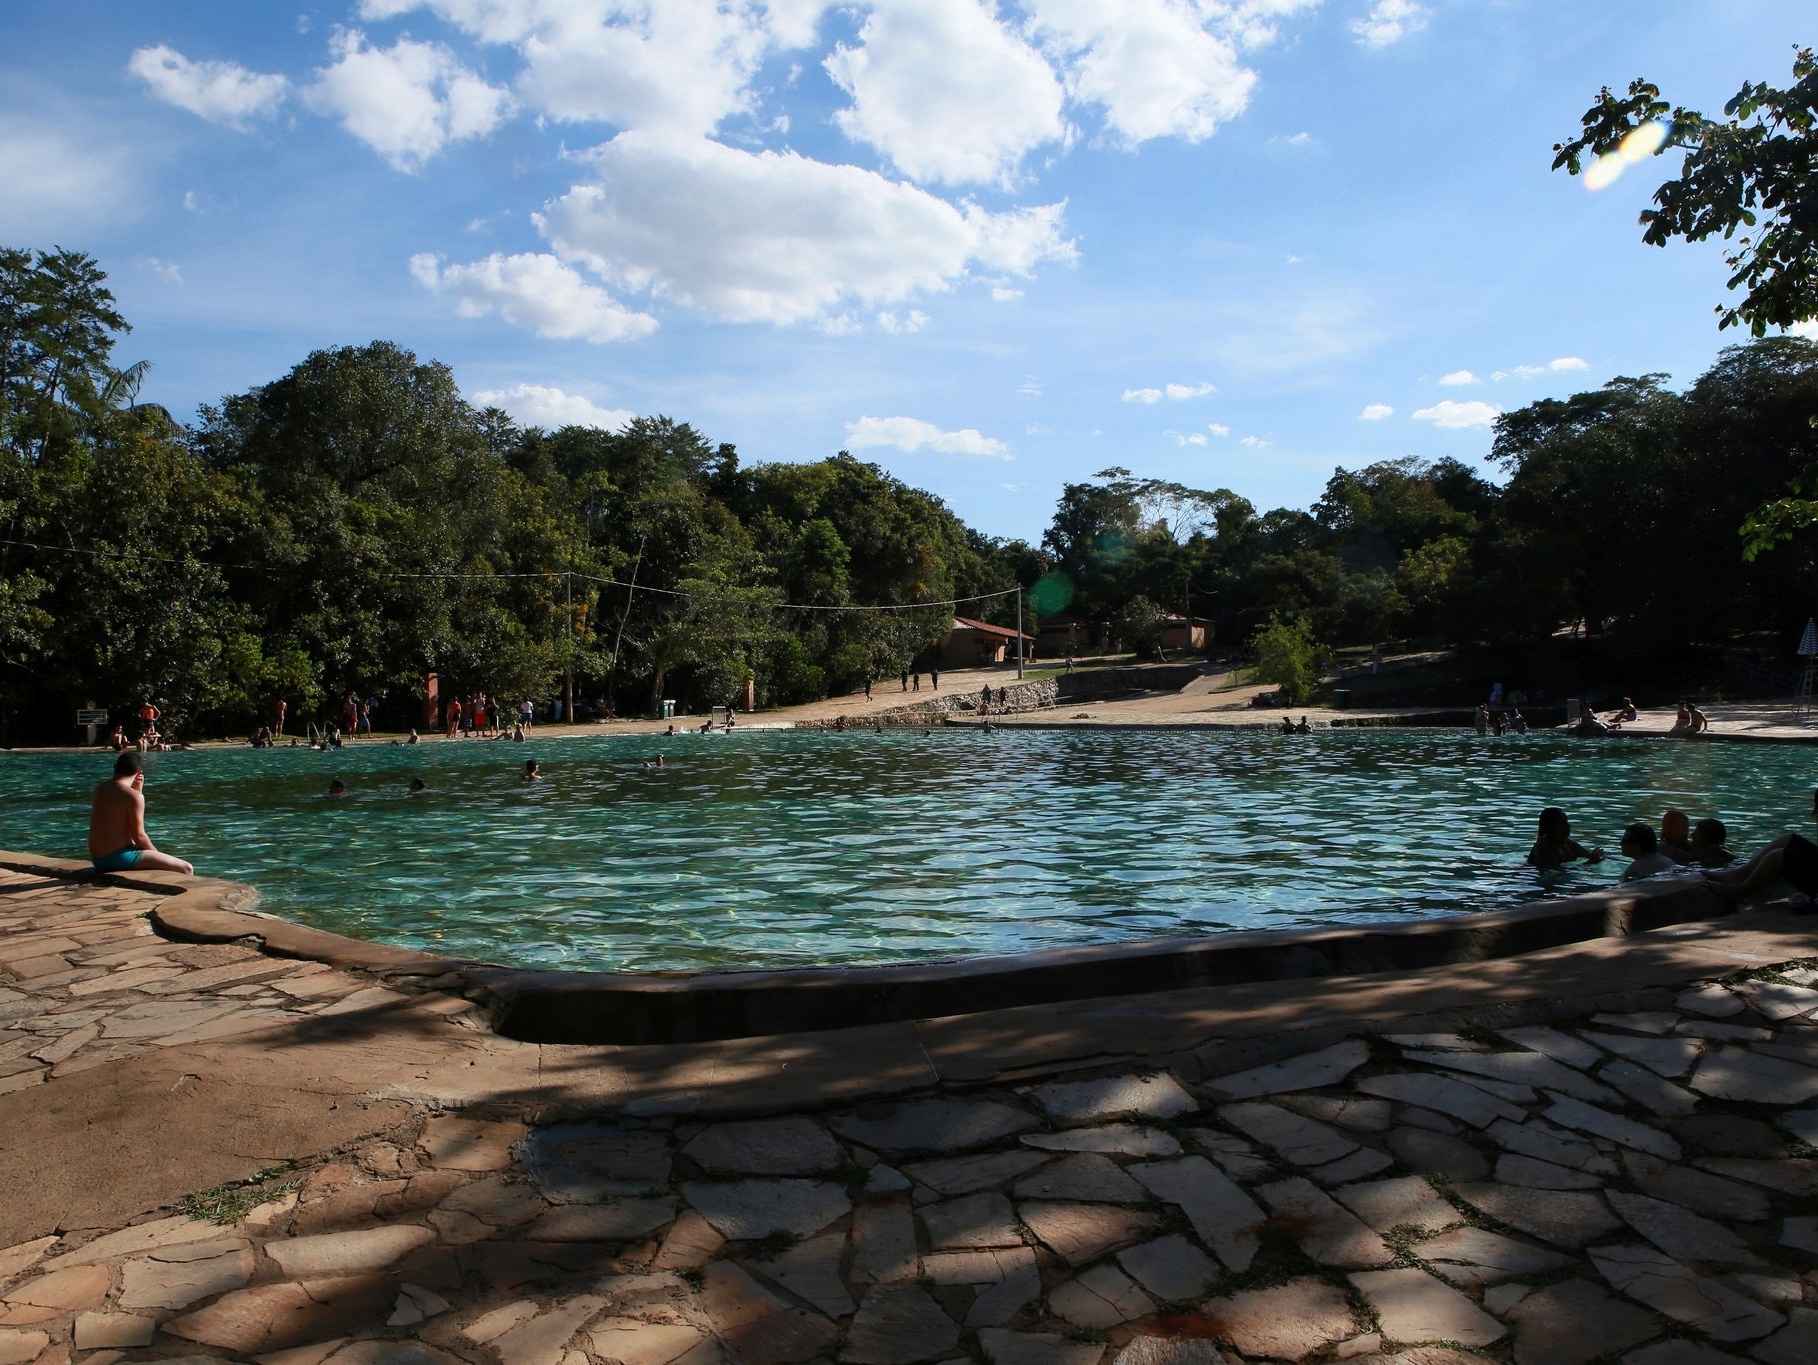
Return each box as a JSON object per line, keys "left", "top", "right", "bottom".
{"left": 1249, "top": 614, "right": 1320, "bottom": 704}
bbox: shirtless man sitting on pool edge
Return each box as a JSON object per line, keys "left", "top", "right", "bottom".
{"left": 89, "top": 752, "right": 193, "bottom": 875}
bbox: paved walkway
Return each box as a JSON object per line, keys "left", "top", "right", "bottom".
{"left": 7, "top": 869, "right": 1818, "bottom": 1364}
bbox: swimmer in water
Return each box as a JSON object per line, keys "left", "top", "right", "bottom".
{"left": 328, "top": 779, "right": 347, "bottom": 797}
{"left": 523, "top": 759, "right": 541, "bottom": 781}
{"left": 1526, "top": 807, "right": 1604, "bottom": 871}
{"left": 409, "top": 777, "right": 428, "bottom": 792}
{"left": 643, "top": 754, "right": 666, "bottom": 769}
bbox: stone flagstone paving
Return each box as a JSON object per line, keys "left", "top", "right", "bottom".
{"left": 8, "top": 871, "right": 1818, "bottom": 1362}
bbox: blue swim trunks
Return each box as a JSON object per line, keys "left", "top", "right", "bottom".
{"left": 92, "top": 847, "right": 142, "bottom": 872}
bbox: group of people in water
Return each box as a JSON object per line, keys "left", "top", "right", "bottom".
{"left": 1525, "top": 795, "right": 1818, "bottom": 911}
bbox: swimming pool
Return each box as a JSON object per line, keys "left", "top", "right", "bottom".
{"left": 2, "top": 729, "right": 1809, "bottom": 972}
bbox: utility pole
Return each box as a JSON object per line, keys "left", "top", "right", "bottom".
{"left": 1016, "top": 587, "right": 1025, "bottom": 679}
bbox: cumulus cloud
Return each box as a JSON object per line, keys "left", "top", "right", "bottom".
{"left": 1123, "top": 387, "right": 1162, "bottom": 403}
{"left": 1352, "top": 0, "right": 1429, "bottom": 48}
{"left": 538, "top": 131, "right": 1073, "bottom": 325}
{"left": 1359, "top": 403, "right": 1393, "bottom": 420}
{"left": 845, "top": 414, "right": 1010, "bottom": 458}
{"left": 1413, "top": 399, "right": 1499, "bottom": 429}
{"left": 410, "top": 251, "right": 657, "bottom": 342}
{"left": 826, "top": 0, "right": 1067, "bottom": 186}
{"left": 992, "top": 285, "right": 1024, "bottom": 301}
{"left": 1207, "top": 422, "right": 1230, "bottom": 437}
{"left": 1028, "top": 0, "right": 1255, "bottom": 145}
{"left": 1123, "top": 380, "right": 1214, "bottom": 402}
{"left": 876, "top": 309, "right": 930, "bottom": 333}
{"left": 1438, "top": 369, "right": 1478, "bottom": 386}
{"left": 306, "top": 30, "right": 511, "bottom": 169}
{"left": 1789, "top": 320, "right": 1818, "bottom": 340}
{"left": 1176, "top": 432, "right": 1208, "bottom": 446}
{"left": 129, "top": 45, "right": 290, "bottom": 126}
{"left": 138, "top": 257, "right": 183, "bottom": 284}
{"left": 1493, "top": 356, "right": 1594, "bottom": 381}
{"left": 1240, "top": 434, "right": 1270, "bottom": 447}
{"left": 471, "top": 382, "right": 634, "bottom": 430}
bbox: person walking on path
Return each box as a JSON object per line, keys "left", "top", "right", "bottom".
{"left": 88, "top": 752, "right": 193, "bottom": 874}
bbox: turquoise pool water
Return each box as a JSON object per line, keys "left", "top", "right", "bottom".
{"left": 2, "top": 730, "right": 1810, "bottom": 972}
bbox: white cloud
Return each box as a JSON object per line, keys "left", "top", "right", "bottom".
{"left": 1240, "top": 434, "right": 1270, "bottom": 447}
{"left": 1124, "top": 380, "right": 1213, "bottom": 402}
{"left": 128, "top": 45, "right": 289, "bottom": 127}
{"left": 1019, "top": 375, "right": 1044, "bottom": 396}
{"left": 305, "top": 30, "right": 511, "bottom": 170}
{"left": 182, "top": 190, "right": 204, "bottom": 213}
{"left": 1789, "top": 321, "right": 1818, "bottom": 340}
{"left": 1497, "top": 356, "right": 1594, "bottom": 380}
{"left": 992, "top": 285, "right": 1024, "bottom": 301}
{"left": 1352, "top": 0, "right": 1429, "bottom": 48}
{"left": 362, "top": 0, "right": 813, "bottom": 137}
{"left": 138, "top": 257, "right": 183, "bottom": 284}
{"left": 410, "top": 251, "right": 657, "bottom": 342}
{"left": 1027, "top": 0, "right": 1256, "bottom": 145}
{"left": 1413, "top": 399, "right": 1499, "bottom": 429}
{"left": 1359, "top": 403, "right": 1393, "bottom": 420}
{"left": 876, "top": 308, "right": 930, "bottom": 333}
{"left": 845, "top": 414, "right": 1010, "bottom": 458}
{"left": 826, "top": 0, "right": 1067, "bottom": 187}
{"left": 1438, "top": 369, "right": 1478, "bottom": 386}
{"left": 538, "top": 131, "right": 1073, "bottom": 325}
{"left": 1177, "top": 432, "right": 1208, "bottom": 446}
{"left": 1207, "top": 422, "right": 1230, "bottom": 437}
{"left": 471, "top": 382, "right": 634, "bottom": 430}
{"left": 0, "top": 120, "right": 135, "bottom": 234}
{"left": 1123, "top": 387, "right": 1163, "bottom": 403}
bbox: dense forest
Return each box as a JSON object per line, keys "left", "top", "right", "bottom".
{"left": 4, "top": 246, "right": 1818, "bottom": 743}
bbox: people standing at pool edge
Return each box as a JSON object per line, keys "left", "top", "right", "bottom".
{"left": 1526, "top": 807, "right": 1604, "bottom": 871}
{"left": 88, "top": 752, "right": 193, "bottom": 875}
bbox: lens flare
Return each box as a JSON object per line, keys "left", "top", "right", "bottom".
{"left": 1619, "top": 119, "right": 1669, "bottom": 163}
{"left": 1584, "top": 152, "right": 1625, "bottom": 191}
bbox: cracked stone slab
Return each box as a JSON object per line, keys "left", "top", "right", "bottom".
{"left": 1780, "top": 1215, "right": 1818, "bottom": 1255}
{"left": 523, "top": 1197, "right": 678, "bottom": 1242}
{"left": 1417, "top": 1226, "right": 1570, "bottom": 1285}
{"left": 922, "top": 1247, "right": 1034, "bottom": 1285}
{"left": 518, "top": 1121, "right": 671, "bottom": 1201}
{"left": 831, "top": 1099, "right": 1037, "bottom": 1153}
{"left": 1189, "top": 1130, "right": 1272, "bottom": 1182}
{"left": 1580, "top": 1031, "right": 1702, "bottom": 1078}
{"left": 1751, "top": 1307, "right": 1818, "bottom": 1365}
{"left": 1255, "top": 1177, "right": 1393, "bottom": 1268}
{"left": 1332, "top": 1176, "right": 1457, "bottom": 1235}
{"left": 1356, "top": 1073, "right": 1525, "bottom": 1128}
{"left": 920, "top": 1192, "right": 1020, "bottom": 1249}
{"left": 1619, "top": 1154, "right": 1768, "bottom": 1222}
{"left": 588, "top": 1319, "right": 707, "bottom": 1365}
{"left": 1591, "top": 1243, "right": 1785, "bottom": 1341}
{"left": 700, "top": 1262, "right": 838, "bottom": 1363}
{"left": 1275, "top": 1094, "right": 1391, "bottom": 1132}
{"left": 1495, "top": 1154, "right": 1602, "bottom": 1189}
{"left": 1050, "top": 1263, "right": 1156, "bottom": 1329}
{"left": 1021, "top": 1125, "right": 1180, "bottom": 1158}
{"left": 840, "top": 1284, "right": 959, "bottom": 1364}
{"left": 1592, "top": 1011, "right": 1680, "bottom": 1034}
{"left": 1452, "top": 1184, "right": 1620, "bottom": 1248}
{"left": 1129, "top": 1157, "right": 1264, "bottom": 1273}
{"left": 1385, "top": 1128, "right": 1488, "bottom": 1183}
{"left": 1201, "top": 1039, "right": 1371, "bottom": 1099}
{"left": 1607, "top": 1191, "right": 1760, "bottom": 1265}
{"left": 967, "top": 1264, "right": 1041, "bottom": 1329}
{"left": 1012, "top": 1152, "right": 1145, "bottom": 1203}
{"left": 1202, "top": 1277, "right": 1356, "bottom": 1361}
{"left": 1025, "top": 1073, "right": 1197, "bottom": 1124}
{"left": 1403, "top": 1047, "right": 1618, "bottom": 1105}
{"left": 1217, "top": 1101, "right": 1356, "bottom": 1166}
{"left": 1544, "top": 1097, "right": 1680, "bottom": 1158}
{"left": 851, "top": 1198, "right": 918, "bottom": 1284}
{"left": 685, "top": 1180, "right": 848, "bottom": 1241}
{"left": 1486, "top": 1117, "right": 1614, "bottom": 1174}
{"left": 1116, "top": 1234, "right": 1219, "bottom": 1303}
{"left": 977, "top": 1328, "right": 1104, "bottom": 1365}
{"left": 1018, "top": 1202, "right": 1156, "bottom": 1267}
{"left": 418, "top": 1116, "right": 526, "bottom": 1173}
{"left": 118, "top": 1244, "right": 255, "bottom": 1310}
{"left": 1734, "top": 981, "right": 1818, "bottom": 1021}
{"left": 1598, "top": 1059, "right": 1700, "bottom": 1117}
{"left": 1504, "top": 1277, "right": 1661, "bottom": 1365}
{"left": 1696, "top": 1157, "right": 1818, "bottom": 1196}
{"left": 1499, "top": 1026, "right": 1606, "bottom": 1068}
{"left": 1675, "top": 985, "right": 1744, "bottom": 1018}
{"left": 1111, "top": 1341, "right": 1228, "bottom": 1365}
{"left": 264, "top": 1226, "right": 436, "bottom": 1278}
{"left": 754, "top": 1233, "right": 855, "bottom": 1320}
{"left": 1348, "top": 1267, "right": 1506, "bottom": 1348}
{"left": 1688, "top": 1047, "right": 1818, "bottom": 1105}
{"left": 903, "top": 1150, "right": 1047, "bottom": 1196}
{"left": 682, "top": 1117, "right": 844, "bottom": 1176}
{"left": 488, "top": 1296, "right": 608, "bottom": 1365}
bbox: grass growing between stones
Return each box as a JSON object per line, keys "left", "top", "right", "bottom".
{"left": 178, "top": 1162, "right": 298, "bottom": 1224}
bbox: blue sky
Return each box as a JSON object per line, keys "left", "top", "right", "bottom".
{"left": 1, "top": 0, "right": 1810, "bottom": 542}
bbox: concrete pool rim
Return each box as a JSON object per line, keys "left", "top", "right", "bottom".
{"left": 0, "top": 848, "right": 1749, "bottom": 1046}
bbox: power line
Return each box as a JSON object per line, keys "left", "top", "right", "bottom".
{"left": 0, "top": 538, "right": 1022, "bottom": 613}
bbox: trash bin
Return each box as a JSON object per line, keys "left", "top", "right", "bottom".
{"left": 1332, "top": 689, "right": 1351, "bottom": 709}
{"left": 661, "top": 700, "right": 676, "bottom": 719}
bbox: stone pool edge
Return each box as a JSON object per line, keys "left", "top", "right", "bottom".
{"left": 0, "top": 847, "right": 1742, "bottom": 1047}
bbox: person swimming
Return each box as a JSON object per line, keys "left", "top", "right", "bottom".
{"left": 523, "top": 759, "right": 541, "bottom": 781}
{"left": 1526, "top": 807, "right": 1604, "bottom": 871}
{"left": 328, "top": 779, "right": 347, "bottom": 797}
{"left": 1689, "top": 817, "right": 1736, "bottom": 868}
{"left": 409, "top": 777, "right": 428, "bottom": 792}
{"left": 643, "top": 754, "right": 666, "bottom": 769}
{"left": 1619, "top": 823, "right": 1679, "bottom": 880}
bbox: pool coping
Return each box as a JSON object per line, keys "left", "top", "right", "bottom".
{"left": 0, "top": 848, "right": 1743, "bottom": 1046}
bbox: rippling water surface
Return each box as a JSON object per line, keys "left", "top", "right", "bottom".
{"left": 2, "top": 729, "right": 1810, "bottom": 971}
